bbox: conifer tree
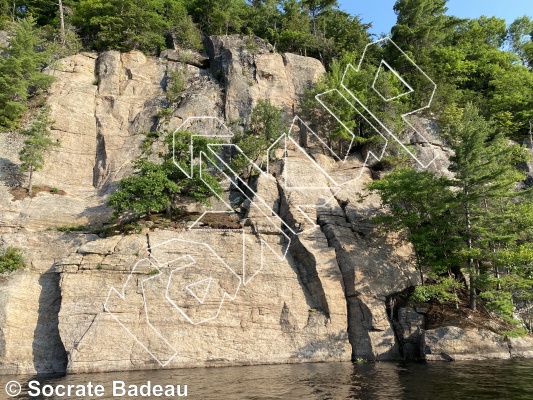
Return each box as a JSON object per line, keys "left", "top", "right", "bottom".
{"left": 0, "top": 17, "right": 54, "bottom": 129}
{"left": 19, "top": 107, "right": 59, "bottom": 195}
{"left": 446, "top": 103, "right": 528, "bottom": 310}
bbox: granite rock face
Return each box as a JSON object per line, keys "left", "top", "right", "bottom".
{"left": 0, "top": 232, "right": 91, "bottom": 375}
{"left": 422, "top": 326, "right": 511, "bottom": 361}
{"left": 208, "top": 35, "right": 325, "bottom": 128}
{"left": 509, "top": 336, "right": 533, "bottom": 358}
{"left": 0, "top": 35, "right": 432, "bottom": 375}
{"left": 56, "top": 228, "right": 351, "bottom": 373}
{"left": 393, "top": 307, "right": 426, "bottom": 359}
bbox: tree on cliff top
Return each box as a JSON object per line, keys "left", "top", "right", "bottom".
{"left": 0, "top": 17, "right": 54, "bottom": 130}
{"left": 74, "top": 0, "right": 198, "bottom": 53}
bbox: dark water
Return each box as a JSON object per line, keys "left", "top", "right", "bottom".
{"left": 2, "top": 359, "right": 533, "bottom": 399}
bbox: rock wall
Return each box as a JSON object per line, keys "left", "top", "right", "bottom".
{"left": 0, "top": 35, "right": 427, "bottom": 375}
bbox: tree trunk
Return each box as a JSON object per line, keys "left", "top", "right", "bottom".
{"left": 469, "top": 268, "right": 476, "bottom": 311}
{"left": 465, "top": 195, "right": 476, "bottom": 311}
{"left": 28, "top": 165, "right": 33, "bottom": 196}
{"left": 414, "top": 247, "right": 424, "bottom": 286}
{"left": 59, "top": 0, "right": 65, "bottom": 45}
{"left": 299, "top": 119, "right": 308, "bottom": 148}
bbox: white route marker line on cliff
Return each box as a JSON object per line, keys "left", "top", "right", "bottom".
{"left": 104, "top": 257, "right": 183, "bottom": 367}
{"left": 104, "top": 37, "right": 439, "bottom": 365}
{"left": 341, "top": 37, "right": 438, "bottom": 169}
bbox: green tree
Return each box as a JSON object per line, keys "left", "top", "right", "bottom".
{"left": 249, "top": 99, "right": 285, "bottom": 142}
{"left": 508, "top": 16, "right": 533, "bottom": 67}
{"left": 369, "top": 103, "right": 531, "bottom": 312}
{"left": 74, "top": 0, "right": 191, "bottom": 54}
{"left": 446, "top": 104, "right": 527, "bottom": 310}
{"left": 368, "top": 168, "right": 458, "bottom": 282}
{"left": 302, "top": 49, "right": 399, "bottom": 156}
{"left": 488, "top": 66, "right": 533, "bottom": 139}
{"left": 0, "top": 17, "right": 54, "bottom": 129}
{"left": 231, "top": 100, "right": 285, "bottom": 176}
{"left": 189, "top": 0, "right": 248, "bottom": 36}
{"left": 108, "top": 130, "right": 222, "bottom": 219}
{"left": 278, "top": 0, "right": 316, "bottom": 55}
{"left": 391, "top": 0, "right": 454, "bottom": 59}
{"left": 315, "top": 8, "right": 370, "bottom": 66}
{"left": 0, "top": 0, "right": 10, "bottom": 26}
{"left": 18, "top": 107, "right": 59, "bottom": 195}
{"left": 107, "top": 159, "right": 182, "bottom": 217}
{"left": 389, "top": 0, "right": 463, "bottom": 110}
{"left": 247, "top": 0, "right": 282, "bottom": 46}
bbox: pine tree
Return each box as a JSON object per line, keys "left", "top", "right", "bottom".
{"left": 0, "top": 17, "right": 54, "bottom": 129}
{"left": 18, "top": 107, "right": 59, "bottom": 195}
{"left": 189, "top": 0, "right": 248, "bottom": 36}
{"left": 446, "top": 103, "right": 527, "bottom": 310}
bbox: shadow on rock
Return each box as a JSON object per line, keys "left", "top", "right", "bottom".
{"left": 32, "top": 268, "right": 68, "bottom": 374}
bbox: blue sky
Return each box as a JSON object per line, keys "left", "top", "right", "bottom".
{"left": 338, "top": 0, "right": 533, "bottom": 36}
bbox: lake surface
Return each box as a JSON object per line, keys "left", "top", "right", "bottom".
{"left": 2, "top": 359, "right": 533, "bottom": 399}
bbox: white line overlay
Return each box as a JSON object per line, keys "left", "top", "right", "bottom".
{"left": 105, "top": 37, "right": 439, "bottom": 365}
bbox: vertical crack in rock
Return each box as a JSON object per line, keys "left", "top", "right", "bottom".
{"left": 318, "top": 189, "right": 399, "bottom": 360}
{"left": 146, "top": 232, "right": 152, "bottom": 255}
{"left": 34, "top": 271, "right": 68, "bottom": 374}
{"left": 276, "top": 181, "right": 331, "bottom": 319}
{"left": 287, "top": 235, "right": 331, "bottom": 319}
{"left": 92, "top": 55, "right": 109, "bottom": 191}
{"left": 317, "top": 201, "right": 373, "bottom": 359}
{"left": 93, "top": 130, "right": 108, "bottom": 189}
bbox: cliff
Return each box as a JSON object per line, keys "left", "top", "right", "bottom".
{"left": 0, "top": 35, "right": 520, "bottom": 376}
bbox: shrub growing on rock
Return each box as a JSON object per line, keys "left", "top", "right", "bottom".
{"left": 0, "top": 247, "right": 25, "bottom": 273}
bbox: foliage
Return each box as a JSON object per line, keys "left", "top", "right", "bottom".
{"left": 108, "top": 130, "right": 222, "bottom": 218}
{"left": 0, "top": 17, "right": 54, "bottom": 129}
{"left": 169, "top": 15, "right": 204, "bottom": 51}
{"left": 508, "top": 16, "right": 533, "bottom": 67}
{"left": 446, "top": 104, "right": 528, "bottom": 309}
{"left": 74, "top": 0, "right": 189, "bottom": 54}
{"left": 368, "top": 168, "right": 458, "bottom": 278}
{"left": 249, "top": 99, "right": 286, "bottom": 141}
{"left": 55, "top": 224, "right": 91, "bottom": 233}
{"left": 19, "top": 107, "right": 60, "bottom": 194}
{"left": 479, "top": 289, "right": 515, "bottom": 320}
{"left": 108, "top": 159, "right": 182, "bottom": 216}
{"left": 501, "top": 328, "right": 529, "bottom": 338}
{"left": 411, "top": 277, "right": 462, "bottom": 304}
{"left": 230, "top": 100, "right": 285, "bottom": 175}
{"left": 188, "top": 0, "right": 255, "bottom": 37}
{"left": 369, "top": 103, "right": 533, "bottom": 312}
{"left": 166, "top": 70, "right": 186, "bottom": 104}
{"left": 0, "top": 247, "right": 25, "bottom": 273}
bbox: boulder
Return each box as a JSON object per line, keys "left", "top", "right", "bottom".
{"left": 509, "top": 336, "right": 533, "bottom": 358}
{"left": 422, "top": 326, "right": 511, "bottom": 361}
{"left": 394, "top": 307, "right": 426, "bottom": 359}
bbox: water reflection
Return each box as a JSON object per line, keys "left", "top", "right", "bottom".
{"left": 2, "top": 359, "right": 533, "bottom": 399}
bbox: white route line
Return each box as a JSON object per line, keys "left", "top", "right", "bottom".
{"left": 372, "top": 59, "right": 414, "bottom": 102}
{"left": 105, "top": 36, "right": 440, "bottom": 365}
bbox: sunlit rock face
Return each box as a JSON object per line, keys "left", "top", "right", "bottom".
{"left": 0, "top": 35, "right": 427, "bottom": 374}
